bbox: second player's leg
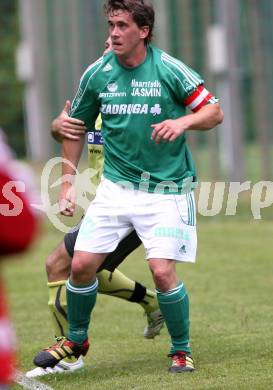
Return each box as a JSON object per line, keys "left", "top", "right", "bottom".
{"left": 46, "top": 241, "right": 71, "bottom": 282}
{"left": 46, "top": 241, "right": 72, "bottom": 339}
{"left": 97, "top": 229, "right": 164, "bottom": 338}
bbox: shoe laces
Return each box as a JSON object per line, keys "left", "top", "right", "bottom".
{"left": 45, "top": 337, "right": 66, "bottom": 351}
{"left": 168, "top": 351, "right": 187, "bottom": 366}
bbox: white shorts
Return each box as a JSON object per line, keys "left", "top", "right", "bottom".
{"left": 75, "top": 178, "right": 197, "bottom": 262}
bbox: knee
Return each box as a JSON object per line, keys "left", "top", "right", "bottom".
{"left": 149, "top": 261, "right": 178, "bottom": 292}
{"left": 71, "top": 257, "right": 87, "bottom": 277}
{"left": 71, "top": 256, "right": 96, "bottom": 284}
{"left": 71, "top": 254, "right": 105, "bottom": 285}
{"left": 150, "top": 267, "right": 170, "bottom": 291}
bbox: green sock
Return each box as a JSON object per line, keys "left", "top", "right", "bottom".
{"left": 157, "top": 282, "right": 191, "bottom": 355}
{"left": 66, "top": 279, "right": 98, "bottom": 344}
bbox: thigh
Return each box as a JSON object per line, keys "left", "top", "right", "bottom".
{"left": 133, "top": 191, "right": 197, "bottom": 263}
{"left": 75, "top": 178, "right": 133, "bottom": 254}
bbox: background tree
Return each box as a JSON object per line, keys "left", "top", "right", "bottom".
{"left": 0, "top": 0, "right": 25, "bottom": 156}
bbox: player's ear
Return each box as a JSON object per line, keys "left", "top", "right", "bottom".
{"left": 140, "top": 26, "right": 149, "bottom": 40}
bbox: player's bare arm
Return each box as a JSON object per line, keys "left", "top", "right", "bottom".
{"left": 51, "top": 100, "right": 87, "bottom": 142}
{"left": 151, "top": 103, "right": 223, "bottom": 144}
{"left": 59, "top": 136, "right": 85, "bottom": 216}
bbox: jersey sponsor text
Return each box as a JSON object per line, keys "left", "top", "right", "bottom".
{"left": 131, "top": 87, "right": 161, "bottom": 97}
{"left": 131, "top": 79, "right": 162, "bottom": 97}
{"left": 99, "top": 92, "right": 127, "bottom": 98}
{"left": 101, "top": 103, "right": 149, "bottom": 115}
{"left": 131, "top": 79, "right": 161, "bottom": 88}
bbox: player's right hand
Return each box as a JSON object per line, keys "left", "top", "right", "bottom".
{"left": 59, "top": 182, "right": 76, "bottom": 217}
{"left": 51, "top": 100, "right": 87, "bottom": 141}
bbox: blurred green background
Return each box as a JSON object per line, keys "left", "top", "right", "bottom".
{"left": 1, "top": 0, "right": 273, "bottom": 181}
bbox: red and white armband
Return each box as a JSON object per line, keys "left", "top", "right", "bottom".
{"left": 184, "top": 85, "right": 218, "bottom": 112}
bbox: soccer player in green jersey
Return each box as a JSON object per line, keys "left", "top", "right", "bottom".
{"left": 27, "top": 38, "right": 164, "bottom": 378}
{"left": 34, "top": 0, "right": 223, "bottom": 373}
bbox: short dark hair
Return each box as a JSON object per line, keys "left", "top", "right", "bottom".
{"left": 104, "top": 0, "right": 155, "bottom": 44}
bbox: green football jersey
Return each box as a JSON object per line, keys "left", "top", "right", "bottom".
{"left": 71, "top": 45, "right": 204, "bottom": 194}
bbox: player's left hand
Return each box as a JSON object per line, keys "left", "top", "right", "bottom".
{"left": 151, "top": 119, "right": 188, "bottom": 144}
{"left": 59, "top": 182, "right": 76, "bottom": 217}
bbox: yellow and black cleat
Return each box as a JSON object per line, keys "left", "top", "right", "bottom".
{"left": 33, "top": 337, "right": 89, "bottom": 369}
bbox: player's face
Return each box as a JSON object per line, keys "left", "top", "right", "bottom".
{"left": 107, "top": 10, "right": 149, "bottom": 61}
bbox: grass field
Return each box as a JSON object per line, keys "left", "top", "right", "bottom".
{"left": 2, "top": 214, "right": 273, "bottom": 390}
